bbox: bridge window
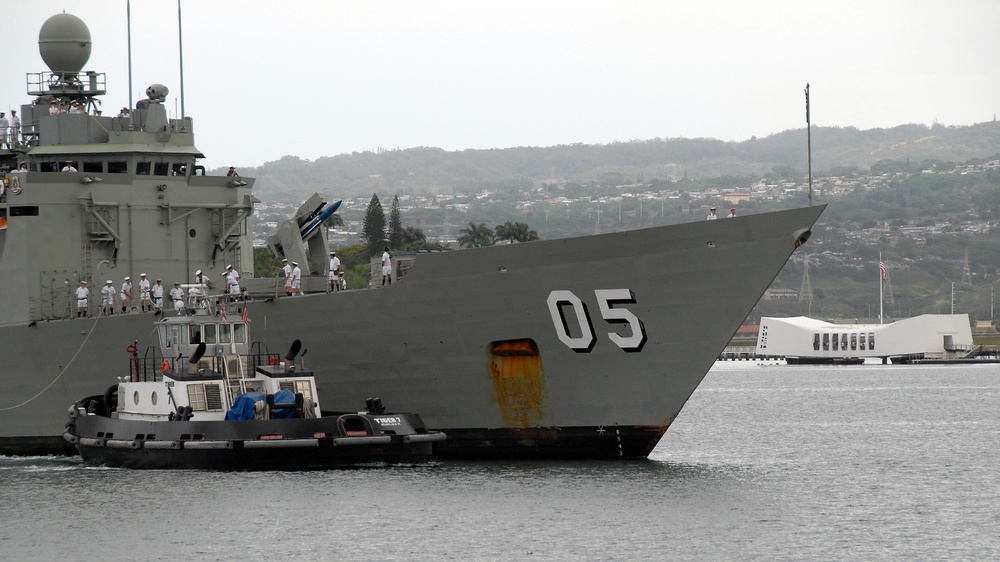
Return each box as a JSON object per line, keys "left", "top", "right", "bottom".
{"left": 82, "top": 161, "right": 102, "bottom": 173}
{"left": 153, "top": 162, "right": 169, "bottom": 176}
{"left": 108, "top": 161, "right": 127, "bottom": 173}
{"left": 136, "top": 161, "right": 151, "bottom": 175}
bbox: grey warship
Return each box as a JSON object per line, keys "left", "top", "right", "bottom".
{"left": 1, "top": 13, "right": 825, "bottom": 459}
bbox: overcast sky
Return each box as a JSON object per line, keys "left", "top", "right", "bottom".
{"left": 4, "top": 1, "right": 999, "bottom": 171}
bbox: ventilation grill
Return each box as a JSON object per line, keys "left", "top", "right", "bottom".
{"left": 205, "top": 384, "right": 224, "bottom": 411}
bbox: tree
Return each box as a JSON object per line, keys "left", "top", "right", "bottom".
{"left": 496, "top": 221, "right": 539, "bottom": 243}
{"left": 361, "top": 193, "right": 386, "bottom": 256}
{"left": 402, "top": 226, "right": 426, "bottom": 246}
{"left": 457, "top": 222, "right": 494, "bottom": 248}
{"left": 388, "top": 195, "right": 403, "bottom": 249}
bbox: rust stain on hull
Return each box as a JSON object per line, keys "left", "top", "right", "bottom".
{"left": 488, "top": 339, "right": 548, "bottom": 428}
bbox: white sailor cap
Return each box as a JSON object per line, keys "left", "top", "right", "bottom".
{"left": 81, "top": 280, "right": 87, "bottom": 284}
{"left": 281, "top": 258, "right": 288, "bottom": 262}
{"left": 292, "top": 261, "right": 299, "bottom": 266}
{"left": 106, "top": 280, "right": 113, "bottom": 284}
{"left": 140, "top": 273, "right": 146, "bottom": 276}
{"left": 226, "top": 264, "right": 233, "bottom": 269}
{"left": 124, "top": 276, "right": 130, "bottom": 280}
{"left": 195, "top": 269, "right": 202, "bottom": 275}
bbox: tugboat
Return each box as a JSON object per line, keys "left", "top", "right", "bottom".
{"left": 63, "top": 297, "right": 445, "bottom": 470}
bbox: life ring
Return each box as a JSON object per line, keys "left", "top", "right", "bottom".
{"left": 126, "top": 344, "right": 137, "bottom": 354}
{"left": 162, "top": 360, "right": 170, "bottom": 374}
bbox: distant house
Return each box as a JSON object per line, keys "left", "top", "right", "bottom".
{"left": 723, "top": 192, "right": 750, "bottom": 204}
{"left": 763, "top": 288, "right": 798, "bottom": 300}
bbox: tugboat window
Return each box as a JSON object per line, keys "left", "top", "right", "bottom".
{"left": 219, "top": 324, "right": 231, "bottom": 344}
{"left": 233, "top": 323, "right": 246, "bottom": 344}
{"left": 203, "top": 324, "right": 217, "bottom": 344}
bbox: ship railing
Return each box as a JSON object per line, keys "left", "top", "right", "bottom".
{"left": 26, "top": 71, "right": 107, "bottom": 98}
{"left": 131, "top": 344, "right": 280, "bottom": 383}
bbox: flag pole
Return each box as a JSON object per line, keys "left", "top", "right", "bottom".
{"left": 879, "top": 252, "right": 884, "bottom": 324}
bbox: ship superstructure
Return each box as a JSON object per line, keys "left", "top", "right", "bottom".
{"left": 1, "top": 13, "right": 253, "bottom": 327}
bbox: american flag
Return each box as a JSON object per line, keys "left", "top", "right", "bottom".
{"left": 879, "top": 261, "right": 888, "bottom": 283}
{"left": 242, "top": 306, "right": 250, "bottom": 323}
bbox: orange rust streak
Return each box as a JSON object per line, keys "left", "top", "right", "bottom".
{"left": 489, "top": 344, "right": 547, "bottom": 428}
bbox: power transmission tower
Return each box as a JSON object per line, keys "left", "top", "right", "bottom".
{"left": 962, "top": 247, "right": 972, "bottom": 285}
{"left": 799, "top": 255, "right": 813, "bottom": 314}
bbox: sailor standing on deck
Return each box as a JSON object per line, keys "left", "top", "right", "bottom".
{"left": 152, "top": 279, "right": 164, "bottom": 314}
{"left": 279, "top": 258, "right": 292, "bottom": 296}
{"left": 120, "top": 276, "right": 133, "bottom": 314}
{"left": 381, "top": 246, "right": 392, "bottom": 286}
{"left": 75, "top": 281, "right": 89, "bottom": 317}
{"left": 726, "top": 208, "right": 737, "bottom": 218}
{"left": 706, "top": 206, "right": 718, "bottom": 220}
{"left": 138, "top": 273, "right": 152, "bottom": 312}
{"left": 225, "top": 264, "right": 241, "bottom": 301}
{"left": 290, "top": 261, "right": 303, "bottom": 295}
{"left": 328, "top": 251, "right": 341, "bottom": 292}
{"left": 193, "top": 270, "right": 211, "bottom": 307}
{"left": 0, "top": 113, "right": 8, "bottom": 149}
{"left": 9, "top": 110, "right": 19, "bottom": 148}
{"left": 169, "top": 282, "right": 184, "bottom": 311}
{"left": 101, "top": 280, "right": 116, "bottom": 316}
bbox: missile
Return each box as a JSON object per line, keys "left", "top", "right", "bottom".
{"left": 299, "top": 199, "right": 342, "bottom": 239}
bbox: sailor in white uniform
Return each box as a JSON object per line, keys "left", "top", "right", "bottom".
{"left": 75, "top": 281, "right": 89, "bottom": 317}
{"left": 169, "top": 282, "right": 185, "bottom": 312}
{"left": 225, "top": 264, "right": 241, "bottom": 301}
{"left": 706, "top": 206, "right": 718, "bottom": 220}
{"left": 138, "top": 273, "right": 152, "bottom": 312}
{"left": 101, "top": 279, "right": 116, "bottom": 316}
{"left": 120, "top": 276, "right": 133, "bottom": 314}
{"left": 290, "top": 261, "right": 303, "bottom": 295}
{"left": 152, "top": 279, "right": 164, "bottom": 314}
{"left": 328, "top": 251, "right": 341, "bottom": 292}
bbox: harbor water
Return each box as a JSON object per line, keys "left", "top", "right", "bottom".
{"left": 3, "top": 361, "right": 998, "bottom": 561}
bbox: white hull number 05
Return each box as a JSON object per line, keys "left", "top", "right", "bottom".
{"left": 546, "top": 289, "right": 647, "bottom": 352}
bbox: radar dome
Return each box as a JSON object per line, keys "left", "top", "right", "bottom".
{"left": 38, "top": 13, "right": 92, "bottom": 74}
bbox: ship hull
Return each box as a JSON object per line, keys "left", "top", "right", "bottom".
{"left": 0, "top": 206, "right": 824, "bottom": 459}
{"left": 66, "top": 411, "right": 441, "bottom": 470}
